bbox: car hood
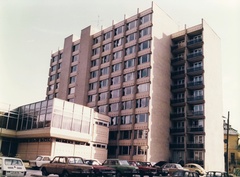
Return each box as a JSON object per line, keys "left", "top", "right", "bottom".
{"left": 92, "top": 165, "right": 115, "bottom": 170}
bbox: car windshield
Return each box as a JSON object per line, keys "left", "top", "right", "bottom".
{"left": 4, "top": 159, "right": 23, "bottom": 166}
{"left": 119, "top": 160, "right": 129, "bottom": 165}
{"left": 36, "top": 156, "right": 43, "bottom": 161}
{"left": 68, "top": 157, "right": 84, "bottom": 164}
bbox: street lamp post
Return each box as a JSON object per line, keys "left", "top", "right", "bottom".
{"left": 224, "top": 111, "right": 230, "bottom": 176}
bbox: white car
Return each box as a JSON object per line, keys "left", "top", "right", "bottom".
{"left": 0, "top": 156, "right": 27, "bottom": 177}
{"left": 29, "top": 155, "right": 52, "bottom": 169}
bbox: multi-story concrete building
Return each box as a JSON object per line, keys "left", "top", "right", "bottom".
{"left": 46, "top": 3, "right": 223, "bottom": 171}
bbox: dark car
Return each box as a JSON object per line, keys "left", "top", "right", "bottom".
{"left": 128, "top": 160, "right": 157, "bottom": 177}
{"left": 84, "top": 159, "right": 116, "bottom": 177}
{"left": 171, "top": 170, "right": 200, "bottom": 177}
{"left": 102, "top": 159, "right": 139, "bottom": 177}
{"left": 41, "top": 156, "right": 93, "bottom": 177}
{"left": 152, "top": 161, "right": 168, "bottom": 175}
{"left": 206, "top": 171, "right": 229, "bottom": 177}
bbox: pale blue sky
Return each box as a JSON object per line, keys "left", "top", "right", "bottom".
{"left": 0, "top": 0, "right": 240, "bottom": 131}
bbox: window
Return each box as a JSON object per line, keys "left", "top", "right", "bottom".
{"left": 133, "top": 146, "right": 147, "bottom": 155}
{"left": 109, "top": 131, "right": 118, "bottom": 140}
{"left": 193, "top": 48, "right": 202, "bottom": 53}
{"left": 114, "top": 38, "right": 123, "bottom": 48}
{"left": 58, "top": 63, "right": 61, "bottom": 69}
{"left": 138, "top": 54, "right": 150, "bottom": 64}
{"left": 99, "top": 92, "right": 108, "bottom": 100}
{"left": 71, "top": 65, "right": 77, "bottom": 73}
{"left": 98, "top": 105, "right": 108, "bottom": 114}
{"left": 140, "top": 27, "right": 151, "bottom": 37}
{"left": 193, "top": 104, "right": 204, "bottom": 113}
{"left": 122, "top": 101, "right": 133, "bottom": 110}
{"left": 103, "top": 43, "right": 111, "bottom": 52}
{"left": 194, "top": 135, "right": 204, "bottom": 143}
{"left": 119, "top": 146, "right": 131, "bottom": 155}
{"left": 52, "top": 55, "right": 58, "bottom": 62}
{"left": 139, "top": 40, "right": 150, "bottom": 51}
{"left": 125, "top": 46, "right": 135, "bottom": 56}
{"left": 121, "top": 115, "right": 132, "bottom": 124}
{"left": 56, "top": 73, "right": 60, "bottom": 79}
{"left": 193, "top": 61, "right": 202, "bottom": 67}
{"left": 193, "top": 90, "right": 203, "bottom": 97}
{"left": 110, "top": 89, "right": 120, "bottom": 98}
{"left": 136, "top": 97, "right": 149, "bottom": 108}
{"left": 101, "top": 67, "right": 109, "bottom": 75}
{"left": 59, "top": 53, "right": 63, "bottom": 59}
{"left": 113, "top": 51, "right": 122, "bottom": 60}
{"left": 193, "top": 75, "right": 203, "bottom": 82}
{"left": 51, "top": 65, "right": 57, "bottom": 72}
{"left": 120, "top": 131, "right": 131, "bottom": 139}
{"left": 55, "top": 83, "right": 59, "bottom": 89}
{"left": 112, "top": 63, "right": 121, "bottom": 72}
{"left": 114, "top": 26, "right": 123, "bottom": 35}
{"left": 49, "top": 85, "right": 54, "bottom": 91}
{"left": 89, "top": 82, "right": 97, "bottom": 90}
{"left": 72, "top": 55, "right": 79, "bottom": 62}
{"left": 50, "top": 75, "right": 56, "bottom": 81}
{"left": 124, "top": 72, "right": 134, "bottom": 82}
{"left": 124, "top": 58, "right": 135, "bottom": 69}
{"left": 93, "top": 36, "right": 101, "bottom": 44}
{"left": 68, "top": 87, "right": 75, "bottom": 94}
{"left": 140, "top": 14, "right": 151, "bottom": 24}
{"left": 137, "top": 83, "right": 150, "bottom": 93}
{"left": 127, "top": 21, "right": 136, "bottom": 30}
{"left": 111, "top": 76, "right": 121, "bottom": 85}
{"left": 134, "top": 129, "right": 148, "bottom": 139}
{"left": 194, "top": 151, "right": 203, "bottom": 161}
{"left": 88, "top": 94, "right": 97, "bottom": 102}
{"left": 69, "top": 76, "right": 76, "bottom": 84}
{"left": 126, "top": 33, "right": 136, "bottom": 43}
{"left": 99, "top": 79, "right": 108, "bottom": 88}
{"left": 137, "top": 68, "right": 150, "bottom": 79}
{"left": 109, "top": 103, "right": 119, "bottom": 112}
{"left": 110, "top": 117, "right": 118, "bottom": 125}
{"left": 92, "top": 47, "right": 100, "bottom": 56}
{"left": 175, "top": 107, "right": 184, "bottom": 113}
{"left": 91, "top": 59, "right": 100, "bottom": 67}
{"left": 90, "top": 70, "right": 98, "bottom": 78}
{"left": 103, "top": 31, "right": 112, "bottom": 40}
{"left": 101, "top": 55, "right": 110, "bottom": 63}
{"left": 72, "top": 44, "right": 80, "bottom": 52}
{"left": 123, "top": 86, "right": 134, "bottom": 96}
{"left": 135, "top": 113, "right": 148, "bottom": 123}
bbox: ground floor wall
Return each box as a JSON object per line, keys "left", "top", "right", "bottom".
{"left": 16, "top": 138, "right": 108, "bottom": 162}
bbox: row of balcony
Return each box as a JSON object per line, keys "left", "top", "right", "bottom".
{"left": 171, "top": 38, "right": 203, "bottom": 52}
{"left": 170, "top": 142, "right": 204, "bottom": 149}
{"left": 171, "top": 66, "right": 203, "bottom": 78}
{"left": 171, "top": 95, "right": 204, "bottom": 106}
{"left": 171, "top": 52, "right": 203, "bottom": 65}
{"left": 171, "top": 81, "right": 204, "bottom": 92}
{"left": 170, "top": 111, "right": 205, "bottom": 119}
{"left": 170, "top": 126, "right": 204, "bottom": 133}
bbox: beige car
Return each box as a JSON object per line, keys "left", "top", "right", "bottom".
{"left": 184, "top": 163, "right": 206, "bottom": 176}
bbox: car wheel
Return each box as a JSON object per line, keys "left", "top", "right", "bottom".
{"left": 61, "top": 171, "right": 70, "bottom": 177}
{"left": 41, "top": 168, "right": 49, "bottom": 176}
{"left": 196, "top": 171, "right": 201, "bottom": 176}
{"left": 116, "top": 171, "right": 122, "bottom": 177}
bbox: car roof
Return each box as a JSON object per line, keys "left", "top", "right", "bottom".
{"left": 0, "top": 156, "right": 23, "bottom": 160}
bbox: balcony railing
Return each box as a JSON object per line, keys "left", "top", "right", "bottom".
{"left": 187, "top": 95, "right": 204, "bottom": 102}
{"left": 170, "top": 113, "right": 185, "bottom": 119}
{"left": 188, "top": 126, "right": 204, "bottom": 132}
{"left": 187, "top": 81, "right": 203, "bottom": 87}
{"left": 171, "top": 70, "right": 185, "bottom": 77}
{"left": 170, "top": 127, "right": 185, "bottom": 133}
{"left": 171, "top": 98, "right": 185, "bottom": 104}
{"left": 171, "top": 56, "right": 184, "bottom": 64}
{"left": 187, "top": 143, "right": 204, "bottom": 149}
{"left": 187, "top": 52, "right": 203, "bottom": 59}
{"left": 170, "top": 143, "right": 184, "bottom": 149}
{"left": 187, "top": 38, "right": 202, "bottom": 45}
{"left": 171, "top": 84, "right": 185, "bottom": 90}
{"left": 187, "top": 66, "right": 203, "bottom": 73}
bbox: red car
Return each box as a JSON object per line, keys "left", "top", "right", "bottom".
{"left": 128, "top": 160, "right": 157, "bottom": 177}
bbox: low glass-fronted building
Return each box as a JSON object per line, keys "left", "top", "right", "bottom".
{"left": 0, "top": 98, "right": 110, "bottom": 162}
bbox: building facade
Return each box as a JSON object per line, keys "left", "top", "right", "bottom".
{"left": 45, "top": 3, "right": 223, "bottom": 171}
{"left": 0, "top": 98, "right": 110, "bottom": 163}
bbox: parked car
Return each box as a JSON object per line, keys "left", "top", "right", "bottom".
{"left": 206, "top": 171, "right": 228, "bottom": 177}
{"left": 0, "top": 156, "right": 27, "bottom": 177}
{"left": 184, "top": 163, "right": 206, "bottom": 176}
{"left": 102, "top": 159, "right": 139, "bottom": 177}
{"left": 41, "top": 156, "right": 93, "bottom": 177}
{"left": 29, "top": 155, "right": 52, "bottom": 169}
{"left": 152, "top": 161, "right": 168, "bottom": 175}
{"left": 171, "top": 170, "right": 200, "bottom": 177}
{"left": 128, "top": 160, "right": 157, "bottom": 177}
{"left": 84, "top": 159, "right": 116, "bottom": 177}
{"left": 161, "top": 163, "right": 189, "bottom": 176}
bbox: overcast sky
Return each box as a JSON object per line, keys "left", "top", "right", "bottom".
{"left": 0, "top": 0, "right": 240, "bottom": 131}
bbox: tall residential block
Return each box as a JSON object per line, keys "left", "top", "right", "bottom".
{"left": 46, "top": 3, "right": 224, "bottom": 171}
